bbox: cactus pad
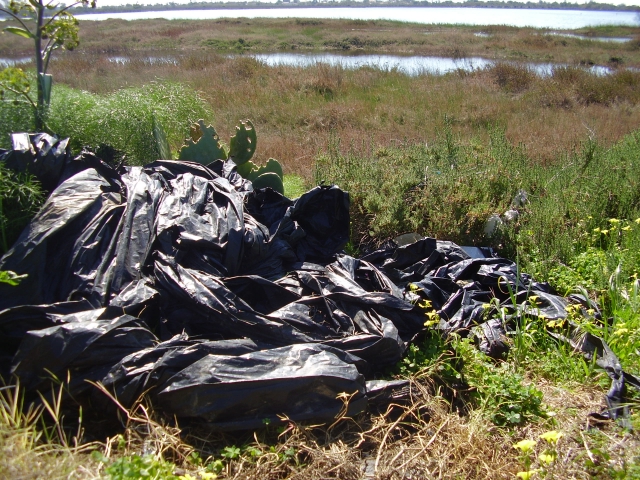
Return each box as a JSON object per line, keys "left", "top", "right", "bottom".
{"left": 249, "top": 158, "right": 283, "bottom": 181}
{"left": 178, "top": 119, "right": 227, "bottom": 164}
{"left": 251, "top": 172, "right": 284, "bottom": 195}
{"left": 228, "top": 120, "right": 257, "bottom": 166}
{"left": 235, "top": 160, "right": 258, "bottom": 179}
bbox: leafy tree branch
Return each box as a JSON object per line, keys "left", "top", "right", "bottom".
{"left": 0, "top": 0, "right": 96, "bottom": 130}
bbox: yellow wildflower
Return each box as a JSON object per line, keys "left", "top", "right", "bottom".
{"left": 516, "top": 470, "right": 539, "bottom": 480}
{"left": 538, "top": 453, "right": 555, "bottom": 465}
{"left": 514, "top": 439, "right": 537, "bottom": 453}
{"left": 539, "top": 430, "right": 563, "bottom": 444}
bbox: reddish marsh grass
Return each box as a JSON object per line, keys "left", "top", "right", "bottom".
{"left": 3, "top": 17, "right": 640, "bottom": 179}
{"left": 35, "top": 50, "right": 640, "bottom": 178}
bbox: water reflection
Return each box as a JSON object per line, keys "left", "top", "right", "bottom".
{"left": 251, "top": 52, "right": 492, "bottom": 75}
{"left": 0, "top": 52, "right": 616, "bottom": 77}
{"left": 546, "top": 32, "right": 632, "bottom": 43}
{"left": 0, "top": 57, "right": 31, "bottom": 68}
{"left": 108, "top": 55, "right": 178, "bottom": 65}
{"left": 248, "top": 52, "right": 613, "bottom": 77}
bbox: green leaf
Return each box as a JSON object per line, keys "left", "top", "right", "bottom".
{"left": 4, "top": 26, "right": 34, "bottom": 39}
{"left": 0, "top": 271, "right": 27, "bottom": 286}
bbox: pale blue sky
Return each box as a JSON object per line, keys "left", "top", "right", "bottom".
{"left": 94, "top": 0, "right": 640, "bottom": 8}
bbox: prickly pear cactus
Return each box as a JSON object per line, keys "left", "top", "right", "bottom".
{"left": 236, "top": 158, "right": 284, "bottom": 194}
{"left": 178, "top": 119, "right": 285, "bottom": 195}
{"left": 247, "top": 158, "right": 284, "bottom": 182}
{"left": 178, "top": 120, "right": 227, "bottom": 164}
{"left": 235, "top": 160, "right": 258, "bottom": 179}
{"left": 252, "top": 172, "right": 284, "bottom": 194}
{"left": 228, "top": 120, "right": 257, "bottom": 166}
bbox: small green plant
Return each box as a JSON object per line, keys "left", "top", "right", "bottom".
{"left": 94, "top": 452, "right": 179, "bottom": 480}
{"left": 220, "top": 445, "right": 241, "bottom": 460}
{"left": 455, "top": 338, "right": 546, "bottom": 427}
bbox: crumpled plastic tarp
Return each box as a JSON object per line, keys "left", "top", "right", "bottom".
{"left": 0, "top": 133, "right": 638, "bottom": 430}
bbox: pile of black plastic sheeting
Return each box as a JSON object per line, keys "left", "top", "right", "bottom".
{"left": 1, "top": 133, "right": 638, "bottom": 431}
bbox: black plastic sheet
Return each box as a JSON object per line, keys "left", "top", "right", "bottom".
{"left": 1, "top": 133, "right": 638, "bottom": 430}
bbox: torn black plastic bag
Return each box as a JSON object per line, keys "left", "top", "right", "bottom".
{"left": 95, "top": 336, "right": 276, "bottom": 413}
{"left": 11, "top": 310, "right": 156, "bottom": 398}
{"left": 156, "top": 343, "right": 367, "bottom": 431}
{"left": 1, "top": 133, "right": 72, "bottom": 193}
{"left": 369, "top": 236, "right": 640, "bottom": 420}
{"left": 100, "top": 339, "right": 367, "bottom": 431}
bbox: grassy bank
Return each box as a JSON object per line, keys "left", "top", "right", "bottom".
{"left": 316, "top": 126, "right": 640, "bottom": 272}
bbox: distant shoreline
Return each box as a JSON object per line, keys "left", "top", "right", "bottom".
{"left": 70, "top": 1, "right": 640, "bottom": 16}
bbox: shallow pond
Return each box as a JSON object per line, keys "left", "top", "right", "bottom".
{"left": 248, "top": 52, "right": 613, "bottom": 76}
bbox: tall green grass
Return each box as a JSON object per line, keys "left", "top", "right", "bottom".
{"left": 0, "top": 80, "right": 214, "bottom": 165}
{"left": 48, "top": 82, "right": 214, "bottom": 165}
{"left": 315, "top": 125, "right": 640, "bottom": 275}
{"left": 0, "top": 162, "right": 43, "bottom": 256}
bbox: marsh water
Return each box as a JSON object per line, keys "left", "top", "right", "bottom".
{"left": 97, "top": 51, "right": 612, "bottom": 76}
{"left": 248, "top": 52, "right": 613, "bottom": 76}
{"left": 75, "top": 7, "right": 639, "bottom": 29}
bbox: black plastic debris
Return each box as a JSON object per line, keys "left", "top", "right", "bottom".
{"left": 1, "top": 134, "right": 639, "bottom": 430}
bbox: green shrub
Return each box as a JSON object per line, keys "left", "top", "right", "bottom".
{"left": 315, "top": 125, "right": 640, "bottom": 276}
{"left": 48, "top": 82, "right": 213, "bottom": 165}
{"left": 315, "top": 125, "right": 533, "bottom": 250}
{"left": 0, "top": 71, "right": 37, "bottom": 148}
{"left": 0, "top": 162, "right": 44, "bottom": 256}
{"left": 0, "top": 80, "right": 214, "bottom": 165}
{"left": 519, "top": 131, "right": 640, "bottom": 279}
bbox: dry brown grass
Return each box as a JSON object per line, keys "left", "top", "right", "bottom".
{"left": 1, "top": 365, "right": 638, "bottom": 479}
{"left": 3, "top": 19, "right": 640, "bottom": 181}
{"left": 33, "top": 50, "right": 640, "bottom": 181}
{"left": 154, "top": 379, "right": 636, "bottom": 479}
